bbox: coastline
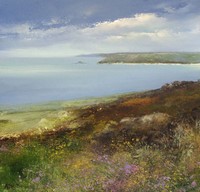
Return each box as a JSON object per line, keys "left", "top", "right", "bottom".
{"left": 100, "top": 62, "right": 200, "bottom": 66}
{"left": 1, "top": 80, "right": 200, "bottom": 191}
{"left": 0, "top": 80, "right": 199, "bottom": 138}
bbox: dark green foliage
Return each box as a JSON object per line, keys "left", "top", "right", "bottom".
{"left": 0, "top": 144, "right": 43, "bottom": 188}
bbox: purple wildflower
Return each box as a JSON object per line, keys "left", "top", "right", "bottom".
{"left": 191, "top": 181, "right": 197, "bottom": 188}
{"left": 161, "top": 176, "right": 171, "bottom": 182}
{"left": 97, "top": 155, "right": 111, "bottom": 164}
{"left": 156, "top": 176, "right": 171, "bottom": 189}
{"left": 105, "top": 179, "right": 124, "bottom": 192}
{"left": 123, "top": 164, "right": 139, "bottom": 175}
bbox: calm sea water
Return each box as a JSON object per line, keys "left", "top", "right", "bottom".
{"left": 0, "top": 57, "right": 200, "bottom": 105}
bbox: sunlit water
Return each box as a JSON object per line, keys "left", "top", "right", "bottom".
{"left": 0, "top": 57, "right": 200, "bottom": 105}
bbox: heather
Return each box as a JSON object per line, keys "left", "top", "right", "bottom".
{"left": 0, "top": 81, "right": 200, "bottom": 191}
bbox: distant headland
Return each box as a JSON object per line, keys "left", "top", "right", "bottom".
{"left": 97, "top": 52, "right": 200, "bottom": 64}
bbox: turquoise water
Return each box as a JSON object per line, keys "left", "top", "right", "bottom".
{"left": 0, "top": 57, "right": 200, "bottom": 105}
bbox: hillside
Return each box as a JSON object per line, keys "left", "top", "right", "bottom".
{"left": 0, "top": 81, "right": 200, "bottom": 191}
{"left": 98, "top": 52, "right": 200, "bottom": 64}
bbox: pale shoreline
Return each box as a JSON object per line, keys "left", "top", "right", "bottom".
{"left": 102, "top": 62, "right": 200, "bottom": 66}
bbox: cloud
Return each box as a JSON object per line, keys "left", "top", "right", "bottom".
{"left": 82, "top": 14, "right": 167, "bottom": 36}
{"left": 2, "top": 0, "right": 200, "bottom": 25}
{"left": 0, "top": 13, "right": 200, "bottom": 57}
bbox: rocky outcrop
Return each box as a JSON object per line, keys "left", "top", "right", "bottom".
{"left": 161, "top": 81, "right": 195, "bottom": 90}
{"left": 94, "top": 113, "right": 174, "bottom": 148}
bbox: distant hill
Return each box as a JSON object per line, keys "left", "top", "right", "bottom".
{"left": 98, "top": 52, "right": 200, "bottom": 64}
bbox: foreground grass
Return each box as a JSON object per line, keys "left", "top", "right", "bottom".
{"left": 0, "top": 81, "right": 200, "bottom": 191}
{"left": 0, "top": 127, "right": 199, "bottom": 192}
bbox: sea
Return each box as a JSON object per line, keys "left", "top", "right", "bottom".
{"left": 0, "top": 56, "right": 200, "bottom": 105}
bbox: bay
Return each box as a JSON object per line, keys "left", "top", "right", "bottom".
{"left": 0, "top": 57, "right": 200, "bottom": 105}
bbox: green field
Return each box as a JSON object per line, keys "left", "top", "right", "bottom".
{"left": 0, "top": 96, "right": 119, "bottom": 137}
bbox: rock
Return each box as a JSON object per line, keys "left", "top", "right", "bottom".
{"left": 119, "top": 113, "right": 172, "bottom": 144}
{"left": 140, "top": 113, "right": 170, "bottom": 125}
{"left": 120, "top": 113, "right": 170, "bottom": 128}
{"left": 120, "top": 117, "right": 136, "bottom": 124}
{"left": 95, "top": 113, "right": 172, "bottom": 146}
{"left": 161, "top": 81, "right": 194, "bottom": 90}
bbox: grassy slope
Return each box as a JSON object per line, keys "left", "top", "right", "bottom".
{"left": 0, "top": 97, "right": 118, "bottom": 137}
{"left": 0, "top": 81, "right": 200, "bottom": 191}
{"left": 98, "top": 52, "right": 200, "bottom": 64}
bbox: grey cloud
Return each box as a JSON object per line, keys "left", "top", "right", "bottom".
{"left": 0, "top": 0, "right": 199, "bottom": 26}
{"left": 0, "top": 13, "right": 200, "bottom": 57}
{"left": 0, "top": 0, "right": 200, "bottom": 57}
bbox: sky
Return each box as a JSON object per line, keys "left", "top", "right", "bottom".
{"left": 0, "top": 0, "right": 200, "bottom": 57}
